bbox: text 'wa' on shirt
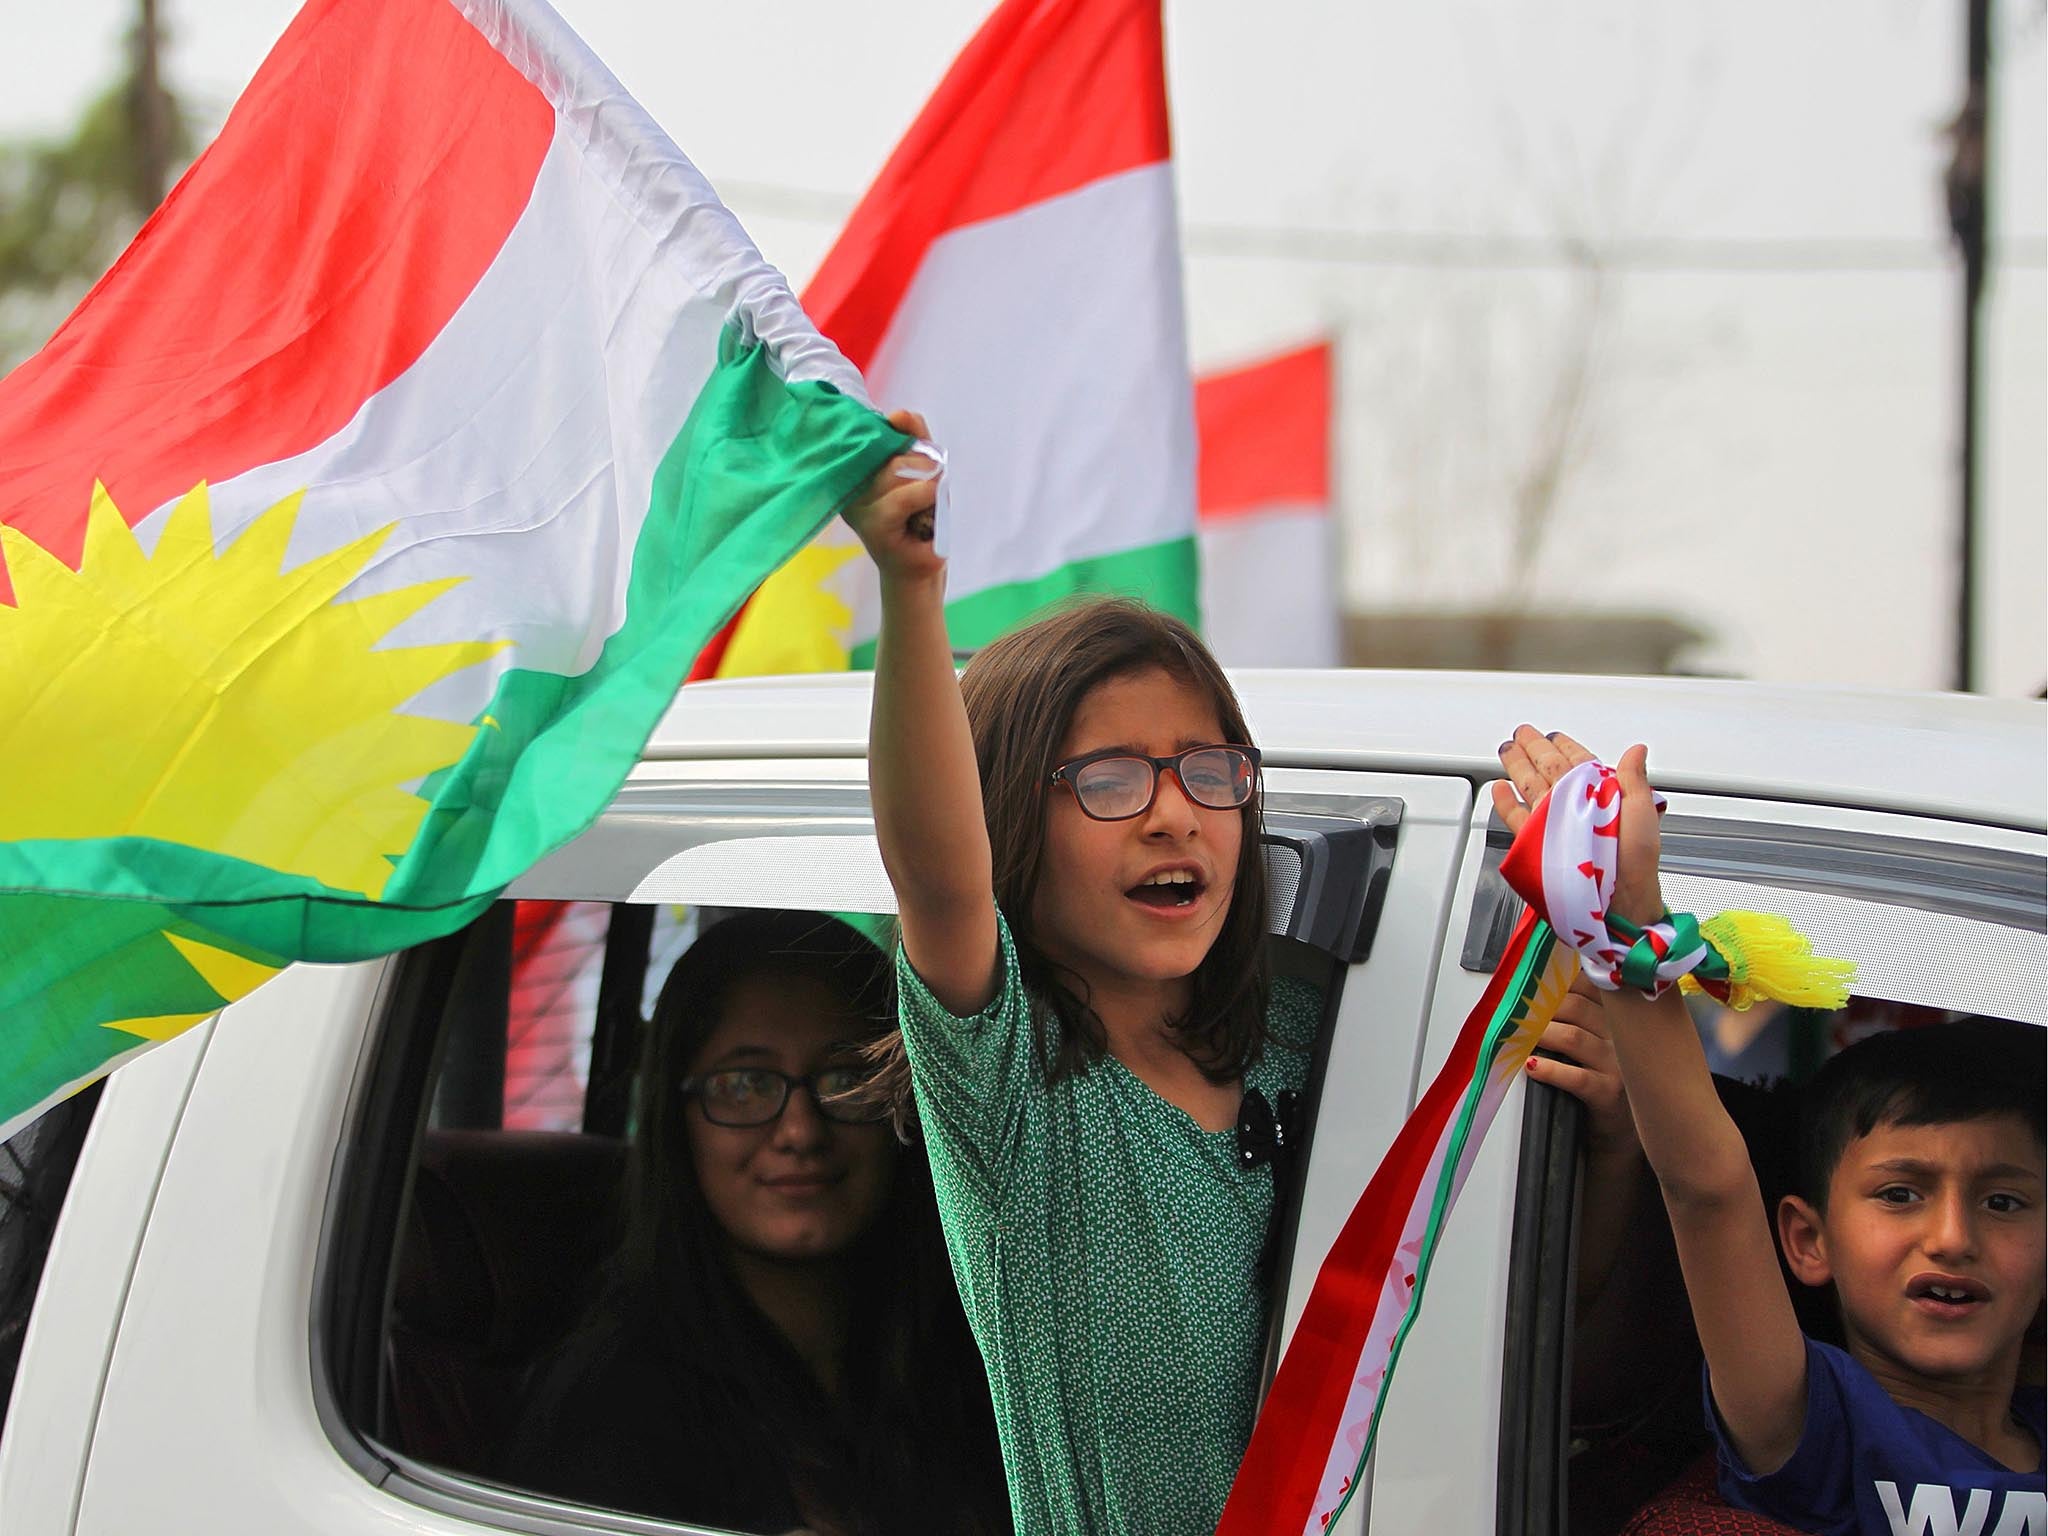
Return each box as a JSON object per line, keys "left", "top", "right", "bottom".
{"left": 896, "top": 908, "right": 1319, "bottom": 1536}
{"left": 1709, "top": 1336, "right": 2046, "bottom": 1536}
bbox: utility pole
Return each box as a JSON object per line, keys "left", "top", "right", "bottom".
{"left": 132, "top": 0, "right": 171, "bottom": 211}
{"left": 1947, "top": 0, "right": 1990, "bottom": 693}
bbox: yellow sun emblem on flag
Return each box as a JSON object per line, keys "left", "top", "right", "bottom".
{"left": 109, "top": 933, "right": 291, "bottom": 1043}
{"left": 717, "top": 531, "right": 863, "bottom": 676}
{"left": 0, "top": 481, "right": 505, "bottom": 901}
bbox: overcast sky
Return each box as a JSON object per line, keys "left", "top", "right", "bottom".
{"left": 6, "top": 0, "right": 2045, "bottom": 693}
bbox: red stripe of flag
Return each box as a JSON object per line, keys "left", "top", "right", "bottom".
{"left": 0, "top": 0, "right": 554, "bottom": 604}
{"left": 692, "top": 0, "right": 1171, "bottom": 682}
{"left": 1195, "top": 339, "right": 1331, "bottom": 523}
{"left": 802, "top": 0, "right": 1170, "bottom": 373}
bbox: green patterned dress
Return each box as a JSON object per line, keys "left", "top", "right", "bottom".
{"left": 896, "top": 910, "right": 1318, "bottom": 1536}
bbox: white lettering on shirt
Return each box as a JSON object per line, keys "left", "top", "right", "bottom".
{"left": 1989, "top": 1491, "right": 2047, "bottom": 1536}
{"left": 1876, "top": 1484, "right": 2047, "bottom": 1536}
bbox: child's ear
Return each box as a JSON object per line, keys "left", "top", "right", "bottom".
{"left": 1777, "top": 1194, "right": 1832, "bottom": 1287}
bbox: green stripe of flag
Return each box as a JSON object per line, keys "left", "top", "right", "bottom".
{"left": 850, "top": 534, "right": 1199, "bottom": 668}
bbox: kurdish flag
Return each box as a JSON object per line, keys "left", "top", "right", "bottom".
{"left": 1219, "top": 910, "right": 1578, "bottom": 1535}
{"left": 711, "top": 0, "right": 1197, "bottom": 677}
{"left": 0, "top": 0, "right": 906, "bottom": 1139}
{"left": 1195, "top": 340, "right": 1342, "bottom": 667}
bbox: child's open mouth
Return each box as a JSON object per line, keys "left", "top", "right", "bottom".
{"left": 1907, "top": 1274, "right": 1989, "bottom": 1319}
{"left": 1127, "top": 870, "right": 1204, "bottom": 909}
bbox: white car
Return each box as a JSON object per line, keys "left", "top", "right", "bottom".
{"left": 3, "top": 670, "right": 2041, "bottom": 1536}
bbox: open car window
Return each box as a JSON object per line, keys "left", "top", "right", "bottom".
{"left": 1488, "top": 798, "right": 2047, "bottom": 1536}
{"left": 317, "top": 775, "right": 1396, "bottom": 1532}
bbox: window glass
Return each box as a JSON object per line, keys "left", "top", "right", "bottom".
{"left": 369, "top": 900, "right": 1013, "bottom": 1535}
{"left": 501, "top": 900, "right": 609, "bottom": 1132}
{"left": 1569, "top": 997, "right": 2046, "bottom": 1536}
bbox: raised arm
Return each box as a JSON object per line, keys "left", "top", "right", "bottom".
{"left": 1494, "top": 727, "right": 1810, "bottom": 1476}
{"left": 843, "top": 411, "right": 1000, "bottom": 1015}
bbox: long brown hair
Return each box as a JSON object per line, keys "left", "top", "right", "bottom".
{"left": 874, "top": 598, "right": 1270, "bottom": 1119}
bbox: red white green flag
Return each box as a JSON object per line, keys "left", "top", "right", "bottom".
{"left": 1195, "top": 339, "right": 1341, "bottom": 667}
{"left": 0, "top": 0, "right": 906, "bottom": 1139}
{"left": 1219, "top": 911, "right": 1577, "bottom": 1535}
{"left": 706, "top": 0, "right": 1198, "bottom": 678}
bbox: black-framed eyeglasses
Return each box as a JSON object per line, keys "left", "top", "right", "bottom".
{"left": 679, "top": 1065, "right": 886, "bottom": 1127}
{"left": 1048, "top": 744, "right": 1261, "bottom": 823}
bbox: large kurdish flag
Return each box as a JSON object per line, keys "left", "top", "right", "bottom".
{"left": 710, "top": 0, "right": 1198, "bottom": 677}
{"left": 0, "top": 0, "right": 906, "bottom": 1138}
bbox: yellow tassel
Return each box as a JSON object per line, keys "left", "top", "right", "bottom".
{"left": 1678, "top": 911, "right": 1856, "bottom": 1012}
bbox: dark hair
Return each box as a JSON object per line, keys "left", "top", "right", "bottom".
{"left": 868, "top": 599, "right": 1270, "bottom": 1123}
{"left": 519, "top": 911, "right": 1008, "bottom": 1536}
{"left": 1797, "top": 1017, "right": 2046, "bottom": 1209}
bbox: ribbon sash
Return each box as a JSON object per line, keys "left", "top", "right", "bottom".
{"left": 1217, "top": 911, "right": 1576, "bottom": 1533}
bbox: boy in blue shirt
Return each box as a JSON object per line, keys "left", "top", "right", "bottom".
{"left": 1495, "top": 727, "right": 2045, "bottom": 1536}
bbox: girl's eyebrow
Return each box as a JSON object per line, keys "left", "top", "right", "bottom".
{"left": 703, "top": 1043, "right": 778, "bottom": 1067}
{"left": 1079, "top": 738, "right": 1223, "bottom": 756}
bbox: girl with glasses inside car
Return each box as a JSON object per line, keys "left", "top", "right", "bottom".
{"left": 507, "top": 908, "right": 1010, "bottom": 1536}
{"left": 843, "top": 416, "right": 1321, "bottom": 1536}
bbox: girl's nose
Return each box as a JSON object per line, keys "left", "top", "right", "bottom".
{"left": 771, "top": 1082, "right": 830, "bottom": 1150}
{"left": 1142, "top": 767, "right": 1201, "bottom": 834}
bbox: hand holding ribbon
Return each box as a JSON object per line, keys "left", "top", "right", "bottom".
{"left": 1491, "top": 726, "right": 1853, "bottom": 1011}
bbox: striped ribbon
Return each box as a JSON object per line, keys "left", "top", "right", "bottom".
{"left": 1216, "top": 909, "right": 1577, "bottom": 1534}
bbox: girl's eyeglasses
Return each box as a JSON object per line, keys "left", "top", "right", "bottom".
{"left": 1048, "top": 744, "right": 1261, "bottom": 823}
{"left": 680, "top": 1065, "right": 886, "bottom": 1127}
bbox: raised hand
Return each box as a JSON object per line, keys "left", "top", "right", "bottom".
{"left": 1492, "top": 724, "right": 1665, "bottom": 927}
{"left": 843, "top": 408, "right": 945, "bottom": 584}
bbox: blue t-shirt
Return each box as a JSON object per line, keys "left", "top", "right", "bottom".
{"left": 1708, "top": 1337, "right": 2046, "bottom": 1535}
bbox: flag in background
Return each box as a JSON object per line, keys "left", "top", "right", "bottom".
{"left": 0, "top": 0, "right": 906, "bottom": 1140}
{"left": 1196, "top": 339, "right": 1343, "bottom": 668}
{"left": 704, "top": 0, "right": 1198, "bottom": 678}
{"left": 503, "top": 901, "right": 610, "bottom": 1132}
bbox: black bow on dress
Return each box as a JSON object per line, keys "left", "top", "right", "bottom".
{"left": 1235, "top": 1087, "right": 1302, "bottom": 1172}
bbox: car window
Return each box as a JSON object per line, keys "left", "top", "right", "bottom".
{"left": 329, "top": 896, "right": 1020, "bottom": 1533}
{"left": 1540, "top": 807, "right": 2047, "bottom": 1536}
{"left": 318, "top": 773, "right": 1391, "bottom": 1532}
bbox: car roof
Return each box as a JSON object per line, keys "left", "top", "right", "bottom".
{"left": 648, "top": 669, "right": 2048, "bottom": 832}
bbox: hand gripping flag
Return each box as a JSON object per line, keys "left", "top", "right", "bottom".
{"left": 701, "top": 0, "right": 1199, "bottom": 679}
{"left": 1220, "top": 758, "right": 1849, "bottom": 1534}
{"left": 0, "top": 0, "right": 909, "bottom": 1139}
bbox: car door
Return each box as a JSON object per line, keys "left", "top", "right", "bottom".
{"left": 53, "top": 754, "right": 1464, "bottom": 1536}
